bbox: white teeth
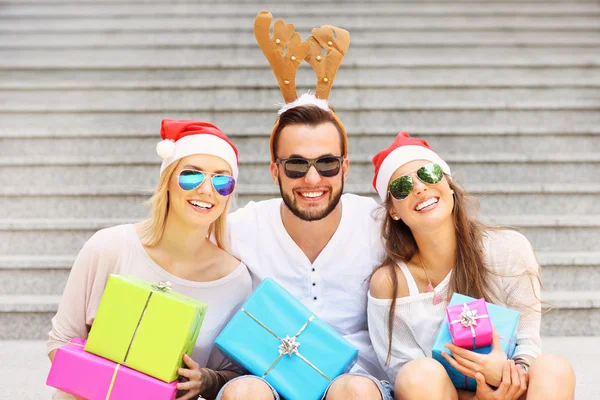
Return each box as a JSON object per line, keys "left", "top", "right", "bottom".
{"left": 301, "top": 191, "right": 324, "bottom": 198}
{"left": 416, "top": 197, "right": 439, "bottom": 211}
{"left": 189, "top": 200, "right": 213, "bottom": 209}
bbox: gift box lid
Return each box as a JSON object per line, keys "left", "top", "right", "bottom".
{"left": 215, "top": 278, "right": 358, "bottom": 400}
{"left": 85, "top": 274, "right": 207, "bottom": 382}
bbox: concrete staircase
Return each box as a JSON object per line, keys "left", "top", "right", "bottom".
{"left": 1, "top": 0, "right": 599, "bottom": 344}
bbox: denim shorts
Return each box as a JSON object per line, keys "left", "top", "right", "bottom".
{"left": 215, "top": 373, "right": 394, "bottom": 400}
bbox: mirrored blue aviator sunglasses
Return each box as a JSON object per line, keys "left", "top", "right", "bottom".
{"left": 178, "top": 170, "right": 236, "bottom": 196}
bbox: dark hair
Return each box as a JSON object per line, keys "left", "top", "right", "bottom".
{"left": 374, "top": 178, "right": 542, "bottom": 365}
{"left": 272, "top": 105, "right": 345, "bottom": 159}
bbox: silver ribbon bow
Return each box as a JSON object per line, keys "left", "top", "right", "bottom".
{"left": 241, "top": 308, "right": 330, "bottom": 381}
{"left": 450, "top": 303, "right": 489, "bottom": 348}
{"left": 279, "top": 335, "right": 300, "bottom": 356}
{"left": 152, "top": 281, "right": 173, "bottom": 291}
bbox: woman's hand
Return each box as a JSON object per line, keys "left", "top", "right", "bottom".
{"left": 442, "top": 326, "right": 507, "bottom": 387}
{"left": 472, "top": 360, "right": 528, "bottom": 400}
{"left": 176, "top": 354, "right": 208, "bottom": 400}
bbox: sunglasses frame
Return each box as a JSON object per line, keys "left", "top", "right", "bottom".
{"left": 388, "top": 162, "right": 445, "bottom": 201}
{"left": 178, "top": 169, "right": 236, "bottom": 197}
{"left": 275, "top": 155, "right": 345, "bottom": 179}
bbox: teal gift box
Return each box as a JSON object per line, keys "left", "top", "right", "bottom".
{"left": 431, "top": 293, "right": 520, "bottom": 391}
{"left": 214, "top": 278, "right": 358, "bottom": 400}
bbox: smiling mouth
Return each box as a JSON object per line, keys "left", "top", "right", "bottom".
{"left": 415, "top": 197, "right": 439, "bottom": 211}
{"left": 188, "top": 200, "right": 213, "bottom": 210}
{"left": 298, "top": 191, "right": 325, "bottom": 199}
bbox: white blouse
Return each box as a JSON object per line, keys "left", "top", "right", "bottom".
{"left": 47, "top": 224, "right": 253, "bottom": 399}
{"left": 367, "top": 230, "right": 543, "bottom": 382}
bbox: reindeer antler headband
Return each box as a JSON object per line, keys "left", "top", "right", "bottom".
{"left": 254, "top": 11, "right": 350, "bottom": 162}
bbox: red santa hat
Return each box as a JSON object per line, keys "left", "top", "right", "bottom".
{"left": 372, "top": 132, "right": 451, "bottom": 202}
{"left": 156, "top": 119, "right": 238, "bottom": 179}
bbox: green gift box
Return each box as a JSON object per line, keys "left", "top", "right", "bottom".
{"left": 85, "top": 274, "right": 207, "bottom": 383}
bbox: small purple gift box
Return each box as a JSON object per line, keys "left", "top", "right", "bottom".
{"left": 446, "top": 298, "right": 492, "bottom": 350}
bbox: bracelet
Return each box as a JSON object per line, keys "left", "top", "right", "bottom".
{"left": 512, "top": 357, "right": 531, "bottom": 372}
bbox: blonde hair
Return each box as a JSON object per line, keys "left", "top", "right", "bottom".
{"left": 139, "top": 161, "right": 232, "bottom": 251}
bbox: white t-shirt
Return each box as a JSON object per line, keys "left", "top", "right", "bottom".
{"left": 228, "top": 194, "right": 388, "bottom": 380}
{"left": 47, "top": 224, "right": 253, "bottom": 399}
{"left": 367, "top": 230, "right": 543, "bottom": 382}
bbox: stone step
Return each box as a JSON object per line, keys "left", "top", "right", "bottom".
{"left": 2, "top": 67, "right": 600, "bottom": 89}
{"left": 3, "top": 131, "right": 598, "bottom": 158}
{"left": 1, "top": 290, "right": 597, "bottom": 339}
{"left": 1, "top": 251, "right": 597, "bottom": 296}
{"left": 3, "top": 30, "right": 600, "bottom": 48}
{"left": 1, "top": 153, "right": 598, "bottom": 187}
{"left": 2, "top": 87, "right": 599, "bottom": 113}
{"left": 2, "top": 47, "right": 598, "bottom": 69}
{"left": 3, "top": 113, "right": 598, "bottom": 137}
{"left": 3, "top": 3, "right": 599, "bottom": 17}
{"left": 0, "top": 215, "right": 598, "bottom": 255}
{"left": 10, "top": 0, "right": 599, "bottom": 4}
{"left": 2, "top": 15, "right": 599, "bottom": 33}
{"left": 1, "top": 111, "right": 599, "bottom": 137}
{"left": 540, "top": 252, "right": 600, "bottom": 291}
{"left": 2, "top": 184, "right": 600, "bottom": 219}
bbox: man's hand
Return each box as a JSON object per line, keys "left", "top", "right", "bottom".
{"left": 176, "top": 354, "right": 208, "bottom": 400}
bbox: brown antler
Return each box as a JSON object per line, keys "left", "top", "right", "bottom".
{"left": 254, "top": 11, "right": 310, "bottom": 104}
{"left": 305, "top": 26, "right": 350, "bottom": 100}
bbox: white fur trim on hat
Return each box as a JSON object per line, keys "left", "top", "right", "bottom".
{"left": 375, "top": 145, "right": 451, "bottom": 202}
{"left": 159, "top": 134, "right": 238, "bottom": 179}
{"left": 277, "top": 92, "right": 330, "bottom": 115}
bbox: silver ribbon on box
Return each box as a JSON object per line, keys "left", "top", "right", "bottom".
{"left": 241, "top": 308, "right": 331, "bottom": 381}
{"left": 123, "top": 280, "right": 173, "bottom": 362}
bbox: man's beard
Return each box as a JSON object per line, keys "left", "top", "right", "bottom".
{"left": 278, "top": 176, "right": 344, "bottom": 222}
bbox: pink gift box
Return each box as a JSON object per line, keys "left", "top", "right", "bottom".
{"left": 446, "top": 298, "right": 492, "bottom": 350}
{"left": 47, "top": 338, "right": 177, "bottom": 400}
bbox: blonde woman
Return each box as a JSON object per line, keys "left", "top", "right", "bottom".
{"left": 47, "top": 119, "right": 252, "bottom": 400}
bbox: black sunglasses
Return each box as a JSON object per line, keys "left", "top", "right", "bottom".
{"left": 276, "top": 156, "right": 344, "bottom": 179}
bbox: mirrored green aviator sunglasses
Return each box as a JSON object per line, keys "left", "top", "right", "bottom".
{"left": 388, "top": 162, "right": 445, "bottom": 200}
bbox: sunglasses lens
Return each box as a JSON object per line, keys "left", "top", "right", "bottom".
{"left": 389, "top": 176, "right": 413, "bottom": 200}
{"left": 179, "top": 170, "right": 205, "bottom": 191}
{"left": 316, "top": 156, "right": 341, "bottom": 177}
{"left": 284, "top": 159, "right": 310, "bottom": 179}
{"left": 417, "top": 163, "right": 444, "bottom": 184}
{"left": 212, "top": 175, "right": 236, "bottom": 196}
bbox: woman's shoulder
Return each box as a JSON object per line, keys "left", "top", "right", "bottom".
{"left": 210, "top": 244, "right": 249, "bottom": 280}
{"left": 486, "top": 228, "right": 531, "bottom": 246}
{"left": 81, "top": 224, "right": 133, "bottom": 257}
{"left": 485, "top": 229, "right": 535, "bottom": 256}
{"left": 369, "top": 262, "right": 411, "bottom": 300}
{"left": 484, "top": 229, "right": 538, "bottom": 273}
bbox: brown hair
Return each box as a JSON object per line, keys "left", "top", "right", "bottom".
{"left": 271, "top": 105, "right": 346, "bottom": 160}
{"left": 139, "top": 161, "right": 231, "bottom": 251}
{"left": 375, "top": 178, "right": 541, "bottom": 365}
